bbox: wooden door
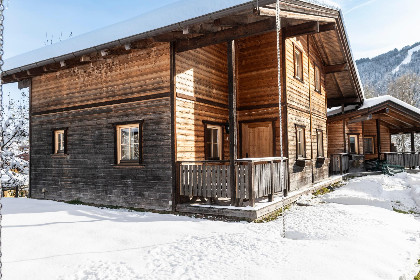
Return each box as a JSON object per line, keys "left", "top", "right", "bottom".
{"left": 242, "top": 122, "right": 273, "bottom": 158}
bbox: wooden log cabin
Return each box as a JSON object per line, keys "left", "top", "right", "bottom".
{"left": 2, "top": 0, "right": 364, "bottom": 214}
{"left": 327, "top": 95, "right": 420, "bottom": 173}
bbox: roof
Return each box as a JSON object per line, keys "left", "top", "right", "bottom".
{"left": 3, "top": 0, "right": 339, "bottom": 74}
{"left": 327, "top": 95, "right": 420, "bottom": 117}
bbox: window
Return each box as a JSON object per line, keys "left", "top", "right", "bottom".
{"left": 205, "top": 124, "right": 222, "bottom": 160}
{"left": 316, "top": 130, "right": 324, "bottom": 157}
{"left": 116, "top": 123, "right": 141, "bottom": 164}
{"left": 314, "top": 65, "right": 321, "bottom": 92}
{"left": 296, "top": 126, "right": 305, "bottom": 158}
{"left": 53, "top": 129, "right": 66, "bottom": 154}
{"left": 363, "top": 137, "right": 375, "bottom": 154}
{"left": 294, "top": 46, "right": 303, "bottom": 81}
{"left": 348, "top": 134, "right": 359, "bottom": 154}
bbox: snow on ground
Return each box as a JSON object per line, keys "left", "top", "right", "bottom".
{"left": 392, "top": 44, "right": 420, "bottom": 74}
{"left": 3, "top": 173, "right": 420, "bottom": 280}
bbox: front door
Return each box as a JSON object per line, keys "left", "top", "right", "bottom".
{"left": 241, "top": 122, "right": 273, "bottom": 158}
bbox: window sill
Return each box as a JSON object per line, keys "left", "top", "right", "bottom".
{"left": 51, "top": 154, "right": 68, "bottom": 158}
{"left": 294, "top": 76, "right": 304, "bottom": 83}
{"left": 295, "top": 157, "right": 309, "bottom": 167}
{"left": 296, "top": 157, "right": 310, "bottom": 161}
{"left": 113, "top": 163, "right": 145, "bottom": 168}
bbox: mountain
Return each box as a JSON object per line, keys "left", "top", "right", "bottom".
{"left": 356, "top": 42, "right": 420, "bottom": 101}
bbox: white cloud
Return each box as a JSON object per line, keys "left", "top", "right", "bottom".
{"left": 344, "top": 0, "right": 378, "bottom": 14}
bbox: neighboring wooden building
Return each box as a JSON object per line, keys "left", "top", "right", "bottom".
{"left": 327, "top": 96, "right": 420, "bottom": 171}
{"left": 2, "top": 0, "right": 363, "bottom": 213}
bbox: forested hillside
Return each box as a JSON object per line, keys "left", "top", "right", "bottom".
{"left": 356, "top": 42, "right": 420, "bottom": 106}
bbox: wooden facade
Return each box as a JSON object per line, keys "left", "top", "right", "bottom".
{"left": 327, "top": 98, "right": 420, "bottom": 170}
{"left": 3, "top": 1, "right": 364, "bottom": 211}
{"left": 28, "top": 42, "right": 173, "bottom": 210}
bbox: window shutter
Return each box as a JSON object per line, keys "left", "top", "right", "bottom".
{"left": 52, "top": 130, "right": 55, "bottom": 154}
{"left": 64, "top": 128, "right": 68, "bottom": 154}
{"left": 114, "top": 125, "right": 118, "bottom": 164}
{"left": 138, "top": 122, "right": 143, "bottom": 164}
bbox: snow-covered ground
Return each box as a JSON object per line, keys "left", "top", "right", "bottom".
{"left": 3, "top": 173, "right": 420, "bottom": 280}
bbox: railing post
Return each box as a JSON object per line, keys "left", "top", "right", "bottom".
{"left": 403, "top": 153, "right": 406, "bottom": 168}
{"left": 285, "top": 159, "right": 289, "bottom": 196}
{"left": 248, "top": 162, "right": 255, "bottom": 207}
{"left": 268, "top": 161, "right": 274, "bottom": 202}
{"left": 176, "top": 162, "right": 182, "bottom": 200}
{"left": 340, "top": 154, "right": 343, "bottom": 175}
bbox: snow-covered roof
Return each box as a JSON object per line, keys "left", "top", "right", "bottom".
{"left": 3, "top": 0, "right": 339, "bottom": 74}
{"left": 327, "top": 95, "right": 420, "bottom": 117}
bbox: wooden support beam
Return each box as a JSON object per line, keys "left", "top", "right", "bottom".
{"left": 383, "top": 113, "right": 414, "bottom": 127}
{"left": 153, "top": 32, "right": 195, "bottom": 42}
{"left": 129, "top": 38, "right": 156, "bottom": 49}
{"left": 411, "top": 131, "right": 415, "bottom": 153}
{"left": 378, "top": 118, "right": 399, "bottom": 130}
{"left": 80, "top": 55, "right": 91, "bottom": 62}
{"left": 327, "top": 97, "right": 359, "bottom": 107}
{"left": 348, "top": 113, "right": 372, "bottom": 124}
{"left": 342, "top": 105, "right": 346, "bottom": 153}
{"left": 376, "top": 119, "right": 381, "bottom": 155}
{"left": 284, "top": 21, "right": 319, "bottom": 38}
{"left": 182, "top": 23, "right": 222, "bottom": 35}
{"left": 257, "top": 7, "right": 336, "bottom": 23}
{"left": 170, "top": 41, "right": 178, "bottom": 211}
{"left": 372, "top": 107, "right": 389, "bottom": 115}
{"left": 176, "top": 18, "right": 275, "bottom": 53}
{"left": 319, "top": 22, "right": 336, "bottom": 32}
{"left": 228, "top": 40, "right": 238, "bottom": 205}
{"left": 100, "top": 50, "right": 109, "bottom": 57}
{"left": 18, "top": 79, "right": 31, "bottom": 89}
{"left": 325, "top": 63, "right": 348, "bottom": 74}
{"left": 213, "top": 15, "right": 261, "bottom": 27}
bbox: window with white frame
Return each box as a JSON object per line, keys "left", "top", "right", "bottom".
{"left": 54, "top": 129, "right": 65, "bottom": 154}
{"left": 348, "top": 134, "right": 359, "bottom": 154}
{"left": 205, "top": 124, "right": 222, "bottom": 160}
{"left": 116, "top": 123, "right": 141, "bottom": 164}
{"left": 296, "top": 125, "right": 305, "bottom": 158}
{"left": 294, "top": 46, "right": 303, "bottom": 81}
{"left": 316, "top": 129, "right": 324, "bottom": 157}
{"left": 314, "top": 65, "right": 321, "bottom": 92}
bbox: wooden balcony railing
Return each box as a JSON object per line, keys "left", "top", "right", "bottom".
{"left": 178, "top": 157, "right": 289, "bottom": 207}
{"left": 381, "top": 152, "right": 420, "bottom": 168}
{"left": 330, "top": 153, "right": 349, "bottom": 174}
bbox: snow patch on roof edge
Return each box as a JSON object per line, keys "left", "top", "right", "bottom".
{"left": 327, "top": 95, "right": 420, "bottom": 117}
{"left": 3, "top": 0, "right": 340, "bottom": 73}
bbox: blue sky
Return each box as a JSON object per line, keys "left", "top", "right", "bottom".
{"left": 3, "top": 0, "right": 420, "bottom": 98}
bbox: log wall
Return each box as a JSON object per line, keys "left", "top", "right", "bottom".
{"left": 327, "top": 118, "right": 392, "bottom": 161}
{"left": 175, "top": 43, "right": 229, "bottom": 161}
{"left": 30, "top": 42, "right": 173, "bottom": 210}
{"left": 285, "top": 35, "right": 329, "bottom": 190}
{"left": 237, "top": 32, "right": 281, "bottom": 157}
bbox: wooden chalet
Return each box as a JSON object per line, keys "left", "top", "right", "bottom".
{"left": 2, "top": 0, "right": 364, "bottom": 216}
{"left": 328, "top": 96, "right": 420, "bottom": 173}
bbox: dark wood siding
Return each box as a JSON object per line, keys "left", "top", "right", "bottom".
{"left": 30, "top": 42, "right": 173, "bottom": 210}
